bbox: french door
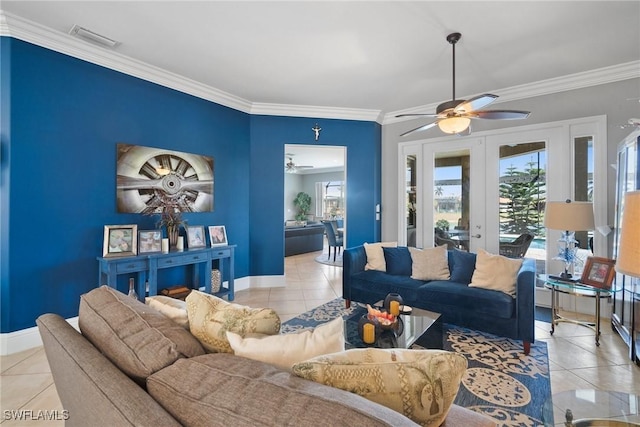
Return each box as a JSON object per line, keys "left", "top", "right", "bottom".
{"left": 398, "top": 117, "right": 606, "bottom": 280}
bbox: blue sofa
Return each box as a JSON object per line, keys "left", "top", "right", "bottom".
{"left": 342, "top": 246, "right": 536, "bottom": 354}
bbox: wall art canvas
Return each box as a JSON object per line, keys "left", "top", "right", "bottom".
{"left": 116, "top": 144, "right": 214, "bottom": 214}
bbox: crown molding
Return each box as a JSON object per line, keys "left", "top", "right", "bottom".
{"left": 384, "top": 60, "right": 640, "bottom": 124}
{"left": 0, "top": 11, "right": 254, "bottom": 113}
{"left": 251, "top": 102, "right": 383, "bottom": 122}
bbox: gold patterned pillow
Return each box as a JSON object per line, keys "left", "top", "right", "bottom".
{"left": 292, "top": 348, "right": 467, "bottom": 427}
{"left": 186, "top": 291, "right": 280, "bottom": 353}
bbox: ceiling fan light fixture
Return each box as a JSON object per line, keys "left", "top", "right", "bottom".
{"left": 438, "top": 117, "right": 471, "bottom": 134}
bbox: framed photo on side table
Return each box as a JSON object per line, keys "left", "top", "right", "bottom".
{"left": 103, "top": 225, "right": 137, "bottom": 258}
{"left": 208, "top": 225, "right": 228, "bottom": 247}
{"left": 580, "top": 256, "right": 616, "bottom": 289}
{"left": 186, "top": 225, "right": 207, "bottom": 249}
{"left": 138, "top": 229, "right": 162, "bottom": 254}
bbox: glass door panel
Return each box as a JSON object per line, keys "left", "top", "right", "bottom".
{"left": 498, "top": 142, "right": 546, "bottom": 263}
{"left": 434, "top": 150, "right": 470, "bottom": 252}
{"left": 406, "top": 155, "right": 417, "bottom": 247}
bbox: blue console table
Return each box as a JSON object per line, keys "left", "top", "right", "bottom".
{"left": 97, "top": 245, "right": 235, "bottom": 301}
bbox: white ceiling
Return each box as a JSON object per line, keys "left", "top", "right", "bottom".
{"left": 5, "top": 1, "right": 638, "bottom": 170}
{"left": 285, "top": 145, "right": 345, "bottom": 174}
{"left": 2, "top": 0, "right": 639, "bottom": 126}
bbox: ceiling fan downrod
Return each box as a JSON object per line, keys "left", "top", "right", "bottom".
{"left": 447, "top": 32, "right": 461, "bottom": 102}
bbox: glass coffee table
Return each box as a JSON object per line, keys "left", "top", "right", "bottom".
{"left": 344, "top": 302, "right": 442, "bottom": 349}
{"left": 542, "top": 390, "right": 640, "bottom": 426}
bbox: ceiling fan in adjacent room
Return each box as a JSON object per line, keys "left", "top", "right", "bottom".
{"left": 285, "top": 154, "right": 313, "bottom": 173}
{"left": 398, "top": 32, "right": 530, "bottom": 137}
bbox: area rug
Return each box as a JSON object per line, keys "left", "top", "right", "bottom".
{"left": 314, "top": 252, "right": 343, "bottom": 267}
{"left": 282, "top": 298, "right": 551, "bottom": 427}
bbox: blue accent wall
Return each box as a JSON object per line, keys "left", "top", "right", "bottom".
{"left": 0, "top": 37, "right": 381, "bottom": 333}
{"left": 249, "top": 115, "right": 381, "bottom": 276}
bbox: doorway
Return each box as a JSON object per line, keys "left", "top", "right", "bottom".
{"left": 283, "top": 144, "right": 346, "bottom": 258}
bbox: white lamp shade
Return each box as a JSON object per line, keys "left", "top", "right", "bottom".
{"left": 438, "top": 117, "right": 471, "bottom": 134}
{"left": 617, "top": 190, "right": 640, "bottom": 278}
{"left": 544, "top": 201, "right": 595, "bottom": 231}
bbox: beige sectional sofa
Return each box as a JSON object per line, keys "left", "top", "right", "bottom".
{"left": 36, "top": 286, "right": 496, "bottom": 426}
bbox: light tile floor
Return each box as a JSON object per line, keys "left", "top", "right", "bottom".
{"left": 1, "top": 249, "right": 638, "bottom": 426}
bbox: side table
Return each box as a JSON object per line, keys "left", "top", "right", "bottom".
{"left": 544, "top": 277, "right": 615, "bottom": 346}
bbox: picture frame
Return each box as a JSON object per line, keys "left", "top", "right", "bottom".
{"left": 103, "top": 225, "right": 137, "bottom": 258}
{"left": 208, "top": 225, "right": 228, "bottom": 247}
{"left": 138, "top": 229, "right": 162, "bottom": 254}
{"left": 580, "top": 256, "right": 616, "bottom": 289}
{"left": 186, "top": 225, "right": 207, "bottom": 249}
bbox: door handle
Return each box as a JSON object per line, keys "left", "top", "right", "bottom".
{"left": 471, "top": 234, "right": 481, "bottom": 238}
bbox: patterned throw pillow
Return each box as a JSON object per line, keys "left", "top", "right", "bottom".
{"left": 186, "top": 291, "right": 280, "bottom": 353}
{"left": 226, "top": 317, "right": 344, "bottom": 371}
{"left": 292, "top": 348, "right": 467, "bottom": 427}
{"left": 409, "top": 245, "right": 450, "bottom": 281}
{"left": 469, "top": 249, "right": 523, "bottom": 296}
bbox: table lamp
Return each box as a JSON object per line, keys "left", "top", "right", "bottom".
{"left": 617, "top": 190, "right": 640, "bottom": 280}
{"left": 544, "top": 200, "right": 595, "bottom": 280}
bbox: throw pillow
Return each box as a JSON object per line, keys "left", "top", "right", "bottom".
{"left": 449, "top": 250, "right": 477, "bottom": 284}
{"left": 409, "top": 245, "right": 450, "bottom": 281}
{"left": 383, "top": 246, "right": 412, "bottom": 276}
{"left": 186, "top": 290, "right": 281, "bottom": 353}
{"left": 364, "top": 241, "right": 397, "bottom": 271}
{"left": 469, "top": 249, "right": 523, "bottom": 296}
{"left": 145, "top": 295, "right": 189, "bottom": 329}
{"left": 226, "top": 317, "right": 344, "bottom": 371}
{"left": 79, "top": 286, "right": 205, "bottom": 383}
{"left": 292, "top": 348, "right": 467, "bottom": 427}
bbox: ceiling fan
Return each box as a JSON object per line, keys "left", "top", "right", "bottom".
{"left": 398, "top": 32, "right": 530, "bottom": 137}
{"left": 285, "top": 154, "right": 313, "bottom": 173}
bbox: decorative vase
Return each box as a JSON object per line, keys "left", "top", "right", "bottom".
{"left": 384, "top": 293, "right": 404, "bottom": 316}
{"left": 167, "top": 225, "right": 179, "bottom": 247}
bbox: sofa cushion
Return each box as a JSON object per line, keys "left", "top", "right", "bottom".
{"left": 147, "top": 354, "right": 418, "bottom": 427}
{"left": 145, "top": 295, "right": 189, "bottom": 329}
{"left": 383, "top": 246, "right": 412, "bottom": 276}
{"left": 409, "top": 245, "right": 450, "bottom": 281}
{"left": 292, "top": 348, "right": 467, "bottom": 427}
{"left": 449, "top": 250, "right": 477, "bottom": 284}
{"left": 226, "top": 317, "right": 344, "bottom": 371}
{"left": 418, "top": 280, "right": 515, "bottom": 319}
{"left": 186, "top": 290, "right": 281, "bottom": 353}
{"left": 350, "top": 270, "right": 426, "bottom": 302}
{"left": 470, "top": 249, "right": 523, "bottom": 296}
{"left": 364, "top": 241, "right": 397, "bottom": 271}
{"left": 79, "top": 286, "right": 205, "bottom": 383}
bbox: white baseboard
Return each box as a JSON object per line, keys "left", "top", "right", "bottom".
{"left": 0, "top": 275, "right": 289, "bottom": 355}
{"left": 1, "top": 317, "right": 79, "bottom": 356}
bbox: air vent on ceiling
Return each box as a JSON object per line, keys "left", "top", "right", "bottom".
{"left": 69, "top": 25, "right": 119, "bottom": 48}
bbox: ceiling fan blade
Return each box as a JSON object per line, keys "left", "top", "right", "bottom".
{"left": 471, "top": 110, "right": 531, "bottom": 120}
{"left": 396, "top": 113, "right": 438, "bottom": 118}
{"left": 400, "top": 121, "right": 438, "bottom": 137}
{"left": 454, "top": 94, "right": 498, "bottom": 113}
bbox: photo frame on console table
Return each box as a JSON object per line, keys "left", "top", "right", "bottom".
{"left": 138, "top": 229, "right": 162, "bottom": 254}
{"left": 186, "top": 225, "right": 207, "bottom": 249}
{"left": 208, "top": 225, "right": 228, "bottom": 247}
{"left": 103, "top": 225, "right": 138, "bottom": 258}
{"left": 580, "top": 256, "right": 616, "bottom": 289}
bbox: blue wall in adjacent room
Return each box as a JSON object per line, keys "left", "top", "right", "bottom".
{"left": 0, "top": 37, "right": 381, "bottom": 334}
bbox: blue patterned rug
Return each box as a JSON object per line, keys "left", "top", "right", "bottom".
{"left": 282, "top": 298, "right": 552, "bottom": 427}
